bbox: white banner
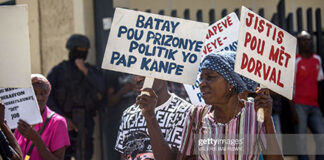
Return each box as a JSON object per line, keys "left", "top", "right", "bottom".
{"left": 0, "top": 5, "right": 31, "bottom": 88}
{"left": 184, "top": 13, "right": 240, "bottom": 105}
{"left": 101, "top": 8, "right": 208, "bottom": 85}
{"left": 0, "top": 87, "right": 42, "bottom": 129}
{"left": 234, "top": 6, "right": 296, "bottom": 100}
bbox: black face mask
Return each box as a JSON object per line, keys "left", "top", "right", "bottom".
{"left": 69, "top": 48, "right": 88, "bottom": 61}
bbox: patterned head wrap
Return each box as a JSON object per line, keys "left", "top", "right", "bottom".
{"left": 200, "top": 51, "right": 257, "bottom": 93}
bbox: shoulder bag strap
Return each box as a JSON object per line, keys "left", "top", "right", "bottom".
{"left": 24, "top": 112, "right": 55, "bottom": 160}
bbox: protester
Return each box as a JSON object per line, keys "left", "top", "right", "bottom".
{"left": 178, "top": 52, "right": 283, "bottom": 160}
{"left": 47, "top": 34, "right": 105, "bottom": 159}
{"left": 115, "top": 75, "right": 193, "bottom": 160}
{"left": 0, "top": 100, "right": 22, "bottom": 160}
{"left": 290, "top": 31, "right": 324, "bottom": 160}
{"left": 15, "top": 74, "right": 70, "bottom": 160}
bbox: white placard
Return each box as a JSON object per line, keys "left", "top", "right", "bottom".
{"left": 101, "top": 8, "right": 208, "bottom": 85}
{"left": 184, "top": 13, "right": 240, "bottom": 105}
{"left": 0, "top": 87, "right": 42, "bottom": 129}
{"left": 234, "top": 6, "right": 296, "bottom": 100}
{"left": 0, "top": 5, "right": 31, "bottom": 88}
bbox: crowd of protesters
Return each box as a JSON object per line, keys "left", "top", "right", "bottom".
{"left": 1, "top": 24, "right": 324, "bottom": 160}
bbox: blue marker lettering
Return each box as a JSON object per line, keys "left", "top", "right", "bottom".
{"left": 140, "top": 57, "right": 151, "bottom": 70}
{"left": 168, "top": 63, "right": 177, "bottom": 74}
{"left": 110, "top": 51, "right": 120, "bottom": 64}
{"left": 189, "top": 53, "right": 198, "bottom": 63}
{"left": 171, "top": 21, "right": 180, "bottom": 33}
{"left": 161, "top": 20, "right": 170, "bottom": 32}
{"left": 116, "top": 54, "right": 127, "bottom": 66}
{"left": 154, "top": 18, "right": 163, "bottom": 30}
{"left": 136, "top": 15, "right": 145, "bottom": 28}
{"left": 195, "top": 41, "right": 203, "bottom": 52}
{"left": 144, "top": 17, "right": 153, "bottom": 29}
{"left": 129, "top": 41, "right": 139, "bottom": 52}
{"left": 175, "top": 65, "right": 184, "bottom": 75}
{"left": 182, "top": 51, "right": 190, "bottom": 63}
{"left": 150, "top": 61, "right": 158, "bottom": 72}
{"left": 167, "top": 49, "right": 177, "bottom": 60}
{"left": 127, "top": 55, "right": 137, "bottom": 67}
{"left": 117, "top": 26, "right": 127, "bottom": 38}
{"left": 197, "top": 92, "right": 203, "bottom": 102}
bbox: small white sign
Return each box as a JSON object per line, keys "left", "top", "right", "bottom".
{"left": 101, "top": 8, "right": 208, "bottom": 85}
{"left": 0, "top": 5, "right": 31, "bottom": 88}
{"left": 103, "top": 17, "right": 112, "bottom": 30}
{"left": 234, "top": 6, "right": 296, "bottom": 100}
{"left": 0, "top": 87, "right": 42, "bottom": 129}
{"left": 184, "top": 13, "right": 240, "bottom": 105}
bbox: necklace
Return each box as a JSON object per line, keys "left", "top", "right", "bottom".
{"left": 212, "top": 96, "right": 242, "bottom": 124}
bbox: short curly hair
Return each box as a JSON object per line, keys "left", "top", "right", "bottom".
{"left": 31, "top": 74, "right": 51, "bottom": 95}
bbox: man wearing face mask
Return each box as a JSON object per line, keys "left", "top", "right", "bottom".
{"left": 47, "top": 34, "right": 105, "bottom": 160}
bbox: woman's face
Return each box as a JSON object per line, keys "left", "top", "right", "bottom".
{"left": 33, "top": 84, "right": 49, "bottom": 112}
{"left": 199, "top": 69, "right": 229, "bottom": 105}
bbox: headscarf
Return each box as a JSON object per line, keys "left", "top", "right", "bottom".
{"left": 200, "top": 51, "right": 257, "bottom": 93}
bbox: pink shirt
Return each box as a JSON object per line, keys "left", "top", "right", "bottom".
{"left": 15, "top": 106, "right": 70, "bottom": 160}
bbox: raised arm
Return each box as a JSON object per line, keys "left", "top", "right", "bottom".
{"left": 136, "top": 88, "right": 177, "bottom": 160}
{"left": 254, "top": 88, "right": 284, "bottom": 160}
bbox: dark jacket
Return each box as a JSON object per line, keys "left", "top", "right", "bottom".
{"left": 0, "top": 130, "right": 13, "bottom": 160}
{"left": 47, "top": 60, "right": 105, "bottom": 117}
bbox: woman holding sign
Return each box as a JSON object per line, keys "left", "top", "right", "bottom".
{"left": 178, "top": 52, "right": 283, "bottom": 160}
{"left": 14, "top": 74, "right": 70, "bottom": 160}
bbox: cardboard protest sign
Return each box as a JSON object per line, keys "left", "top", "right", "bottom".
{"left": 0, "top": 87, "right": 42, "bottom": 129}
{"left": 0, "top": 5, "right": 31, "bottom": 88}
{"left": 202, "top": 13, "right": 240, "bottom": 55}
{"left": 235, "top": 6, "right": 296, "bottom": 100}
{"left": 184, "top": 13, "right": 240, "bottom": 105}
{"left": 101, "top": 8, "right": 208, "bottom": 85}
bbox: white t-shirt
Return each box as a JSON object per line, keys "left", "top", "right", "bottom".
{"left": 115, "top": 93, "right": 193, "bottom": 159}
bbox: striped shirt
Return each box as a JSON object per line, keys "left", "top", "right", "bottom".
{"left": 180, "top": 101, "right": 266, "bottom": 160}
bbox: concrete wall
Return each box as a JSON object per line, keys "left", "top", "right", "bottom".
{"left": 15, "top": 0, "right": 101, "bottom": 159}
{"left": 38, "top": 0, "right": 74, "bottom": 75}
{"left": 18, "top": 0, "right": 74, "bottom": 76}
{"left": 17, "top": 0, "right": 41, "bottom": 74}
{"left": 18, "top": 0, "right": 97, "bottom": 76}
